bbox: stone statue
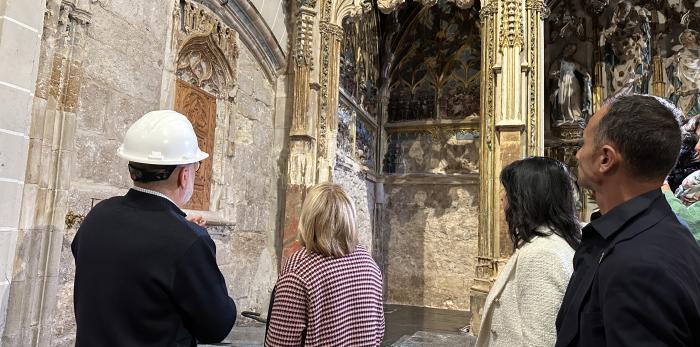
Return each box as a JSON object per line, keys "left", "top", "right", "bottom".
{"left": 610, "top": 35, "right": 648, "bottom": 95}
{"left": 549, "top": 7, "right": 585, "bottom": 42}
{"left": 666, "top": 29, "right": 700, "bottom": 118}
{"left": 549, "top": 44, "right": 592, "bottom": 127}
{"left": 600, "top": 1, "right": 651, "bottom": 95}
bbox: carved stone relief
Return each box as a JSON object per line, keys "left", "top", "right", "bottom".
{"left": 545, "top": 0, "right": 700, "bottom": 127}
{"left": 174, "top": 1, "right": 237, "bottom": 99}
{"left": 340, "top": 14, "right": 380, "bottom": 116}
{"left": 169, "top": 0, "right": 239, "bottom": 213}
{"left": 383, "top": 127, "right": 480, "bottom": 174}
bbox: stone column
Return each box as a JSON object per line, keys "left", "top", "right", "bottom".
{"left": 469, "top": 0, "right": 546, "bottom": 334}
{"left": 2, "top": 0, "right": 91, "bottom": 344}
{"left": 280, "top": 0, "right": 366, "bottom": 263}
{"left": 281, "top": 0, "right": 319, "bottom": 260}
{"left": 316, "top": 20, "right": 344, "bottom": 182}
{"left": 0, "top": 0, "right": 46, "bottom": 340}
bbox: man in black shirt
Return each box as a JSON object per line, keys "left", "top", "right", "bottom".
{"left": 555, "top": 95, "right": 700, "bottom": 346}
{"left": 72, "top": 110, "right": 236, "bottom": 346}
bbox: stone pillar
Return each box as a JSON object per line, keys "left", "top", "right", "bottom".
{"left": 2, "top": 0, "right": 91, "bottom": 344}
{"left": 316, "top": 20, "right": 343, "bottom": 182}
{"left": 0, "top": 0, "right": 46, "bottom": 340}
{"left": 469, "top": 0, "right": 546, "bottom": 334}
{"left": 280, "top": 0, "right": 366, "bottom": 263}
{"left": 281, "top": 0, "right": 319, "bottom": 260}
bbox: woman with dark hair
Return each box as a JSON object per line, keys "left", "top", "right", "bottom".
{"left": 476, "top": 157, "right": 580, "bottom": 347}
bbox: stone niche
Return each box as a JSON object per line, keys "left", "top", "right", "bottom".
{"left": 381, "top": 179, "right": 479, "bottom": 310}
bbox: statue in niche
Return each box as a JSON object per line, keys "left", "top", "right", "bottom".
{"left": 666, "top": 29, "right": 700, "bottom": 119}
{"left": 600, "top": 1, "right": 651, "bottom": 96}
{"left": 549, "top": 43, "right": 592, "bottom": 127}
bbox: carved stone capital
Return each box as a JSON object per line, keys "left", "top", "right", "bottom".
{"left": 319, "top": 21, "right": 344, "bottom": 38}
{"left": 480, "top": 2, "right": 498, "bottom": 19}
{"left": 525, "top": 0, "right": 549, "bottom": 19}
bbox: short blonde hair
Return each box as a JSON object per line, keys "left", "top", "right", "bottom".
{"left": 298, "top": 182, "right": 358, "bottom": 257}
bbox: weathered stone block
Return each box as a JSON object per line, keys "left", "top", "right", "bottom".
{"left": 0, "top": 84, "right": 32, "bottom": 134}
{"left": 102, "top": 91, "right": 154, "bottom": 141}
{"left": 0, "top": 17, "right": 40, "bottom": 90}
{"left": 383, "top": 183, "right": 479, "bottom": 310}
{"left": 0, "top": 181, "right": 23, "bottom": 229}
{"left": 0, "top": 0, "right": 45, "bottom": 31}
{"left": 0, "top": 132, "right": 29, "bottom": 181}
{"left": 0, "top": 229, "right": 19, "bottom": 280}
{"left": 76, "top": 81, "right": 108, "bottom": 132}
{"left": 100, "top": 0, "right": 172, "bottom": 43}
{"left": 82, "top": 37, "right": 162, "bottom": 102}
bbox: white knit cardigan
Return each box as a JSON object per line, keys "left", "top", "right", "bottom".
{"left": 475, "top": 228, "right": 575, "bottom": 347}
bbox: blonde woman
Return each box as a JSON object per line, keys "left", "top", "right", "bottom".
{"left": 265, "top": 183, "right": 384, "bottom": 346}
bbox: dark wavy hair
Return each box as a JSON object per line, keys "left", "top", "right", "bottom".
{"left": 500, "top": 157, "right": 581, "bottom": 249}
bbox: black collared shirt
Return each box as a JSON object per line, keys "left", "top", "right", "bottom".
{"left": 555, "top": 189, "right": 700, "bottom": 347}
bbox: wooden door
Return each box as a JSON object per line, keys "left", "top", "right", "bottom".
{"left": 174, "top": 79, "right": 216, "bottom": 211}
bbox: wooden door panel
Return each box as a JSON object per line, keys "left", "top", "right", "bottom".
{"left": 174, "top": 79, "right": 216, "bottom": 211}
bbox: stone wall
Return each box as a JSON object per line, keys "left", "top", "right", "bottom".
{"left": 48, "top": 1, "right": 175, "bottom": 343}
{"left": 333, "top": 156, "right": 376, "bottom": 252}
{"left": 381, "top": 178, "right": 479, "bottom": 311}
{"left": 40, "top": 1, "right": 286, "bottom": 345}
{"left": 0, "top": 0, "right": 45, "bottom": 339}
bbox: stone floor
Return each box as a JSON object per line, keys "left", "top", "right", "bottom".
{"left": 204, "top": 304, "right": 476, "bottom": 346}
{"left": 382, "top": 304, "right": 475, "bottom": 347}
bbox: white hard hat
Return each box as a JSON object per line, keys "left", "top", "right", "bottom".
{"left": 117, "top": 110, "right": 209, "bottom": 165}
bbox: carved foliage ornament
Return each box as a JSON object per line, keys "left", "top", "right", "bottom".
{"left": 175, "top": 1, "right": 238, "bottom": 99}
{"left": 177, "top": 39, "right": 233, "bottom": 97}
{"left": 378, "top": 0, "right": 475, "bottom": 14}
{"left": 318, "top": 22, "right": 344, "bottom": 159}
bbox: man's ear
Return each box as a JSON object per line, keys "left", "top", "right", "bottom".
{"left": 598, "top": 144, "right": 620, "bottom": 175}
{"left": 176, "top": 166, "right": 188, "bottom": 189}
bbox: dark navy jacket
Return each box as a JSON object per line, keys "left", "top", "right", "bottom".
{"left": 72, "top": 189, "right": 236, "bottom": 346}
{"left": 555, "top": 189, "right": 700, "bottom": 347}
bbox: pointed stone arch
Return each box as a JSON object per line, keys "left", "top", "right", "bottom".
{"left": 176, "top": 30, "right": 237, "bottom": 100}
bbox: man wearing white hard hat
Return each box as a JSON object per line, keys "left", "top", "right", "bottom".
{"left": 71, "top": 110, "right": 236, "bottom": 346}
